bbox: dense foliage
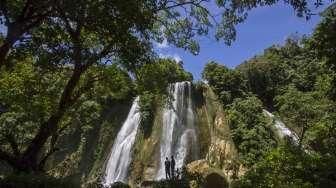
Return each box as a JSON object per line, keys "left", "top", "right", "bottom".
{"left": 202, "top": 63, "right": 276, "bottom": 167}
{"left": 227, "top": 97, "right": 276, "bottom": 166}
{"left": 0, "top": 0, "right": 325, "bottom": 66}
{"left": 203, "top": 5, "right": 336, "bottom": 187}
{"left": 202, "top": 62, "right": 246, "bottom": 105}
{"left": 237, "top": 38, "right": 323, "bottom": 109}
{"left": 275, "top": 86, "right": 325, "bottom": 146}
{"left": 136, "top": 58, "right": 193, "bottom": 94}
{"left": 0, "top": 0, "right": 335, "bottom": 187}
{"left": 235, "top": 143, "right": 336, "bottom": 188}
{"left": 0, "top": 59, "right": 134, "bottom": 171}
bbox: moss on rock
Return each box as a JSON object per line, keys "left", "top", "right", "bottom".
{"left": 129, "top": 96, "right": 165, "bottom": 185}
{"left": 186, "top": 160, "right": 229, "bottom": 188}
{"left": 192, "top": 83, "right": 244, "bottom": 184}
{"left": 46, "top": 99, "right": 133, "bottom": 187}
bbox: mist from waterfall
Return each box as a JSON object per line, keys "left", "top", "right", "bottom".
{"left": 156, "top": 81, "right": 199, "bottom": 180}
{"left": 263, "top": 109, "right": 299, "bottom": 143}
{"left": 103, "top": 97, "right": 141, "bottom": 186}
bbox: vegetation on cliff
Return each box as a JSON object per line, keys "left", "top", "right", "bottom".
{"left": 203, "top": 6, "right": 336, "bottom": 187}
{"left": 0, "top": 0, "right": 335, "bottom": 187}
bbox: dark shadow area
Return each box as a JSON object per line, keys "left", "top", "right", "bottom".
{"left": 141, "top": 179, "right": 189, "bottom": 188}
{"left": 0, "top": 174, "right": 80, "bottom": 188}
{"left": 192, "top": 83, "right": 205, "bottom": 109}
{"left": 204, "top": 172, "right": 228, "bottom": 188}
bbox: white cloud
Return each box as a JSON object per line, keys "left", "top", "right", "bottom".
{"left": 172, "top": 54, "right": 182, "bottom": 62}
{"left": 155, "top": 38, "right": 168, "bottom": 49}
{"left": 159, "top": 53, "right": 182, "bottom": 63}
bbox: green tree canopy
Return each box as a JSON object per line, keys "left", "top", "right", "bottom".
{"left": 227, "top": 96, "right": 276, "bottom": 166}
{"left": 136, "top": 58, "right": 192, "bottom": 94}
{"left": 237, "top": 38, "right": 323, "bottom": 109}
{"left": 306, "top": 4, "right": 336, "bottom": 100}
{"left": 275, "top": 86, "right": 324, "bottom": 146}
{"left": 0, "top": 0, "right": 331, "bottom": 66}
{"left": 202, "top": 61, "right": 246, "bottom": 105}
{"left": 0, "top": 59, "right": 133, "bottom": 172}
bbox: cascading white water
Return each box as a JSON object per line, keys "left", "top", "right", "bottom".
{"left": 263, "top": 109, "right": 299, "bottom": 143}
{"left": 156, "top": 81, "right": 199, "bottom": 180}
{"left": 103, "top": 97, "right": 141, "bottom": 186}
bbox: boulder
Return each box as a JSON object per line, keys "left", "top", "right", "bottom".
{"left": 186, "top": 160, "right": 228, "bottom": 188}
{"left": 204, "top": 172, "right": 228, "bottom": 188}
{"left": 186, "top": 159, "right": 210, "bottom": 175}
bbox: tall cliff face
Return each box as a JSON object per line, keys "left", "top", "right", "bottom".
{"left": 46, "top": 82, "right": 241, "bottom": 187}
{"left": 128, "top": 83, "right": 241, "bottom": 186}
{"left": 191, "top": 83, "right": 242, "bottom": 183}
{"left": 129, "top": 82, "right": 200, "bottom": 185}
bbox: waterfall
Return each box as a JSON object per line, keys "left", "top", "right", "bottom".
{"left": 103, "top": 97, "right": 141, "bottom": 186}
{"left": 156, "top": 81, "right": 199, "bottom": 180}
{"left": 263, "top": 109, "right": 299, "bottom": 143}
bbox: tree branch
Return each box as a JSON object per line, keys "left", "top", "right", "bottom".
{"left": 38, "top": 147, "right": 59, "bottom": 170}
{"left": 20, "top": 22, "right": 86, "bottom": 170}
{"left": 0, "top": 0, "right": 11, "bottom": 26}
{"left": 154, "top": 0, "right": 205, "bottom": 12}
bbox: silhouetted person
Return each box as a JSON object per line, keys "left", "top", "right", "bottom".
{"left": 176, "top": 168, "right": 181, "bottom": 180}
{"left": 171, "top": 155, "right": 175, "bottom": 178}
{"left": 165, "top": 157, "right": 171, "bottom": 179}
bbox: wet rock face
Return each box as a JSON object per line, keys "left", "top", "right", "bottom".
{"left": 186, "top": 159, "right": 210, "bottom": 175}
{"left": 195, "top": 84, "right": 244, "bottom": 182}
{"left": 143, "top": 167, "right": 156, "bottom": 181}
{"left": 129, "top": 83, "right": 245, "bottom": 186}
{"left": 206, "top": 138, "right": 240, "bottom": 180}
{"left": 207, "top": 139, "right": 235, "bottom": 167}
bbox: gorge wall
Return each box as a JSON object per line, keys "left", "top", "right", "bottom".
{"left": 121, "top": 82, "right": 241, "bottom": 187}
{"left": 45, "top": 82, "right": 294, "bottom": 187}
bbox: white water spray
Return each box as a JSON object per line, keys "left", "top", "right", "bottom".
{"left": 103, "top": 97, "right": 141, "bottom": 186}
{"left": 263, "top": 109, "right": 299, "bottom": 143}
{"left": 156, "top": 81, "right": 199, "bottom": 180}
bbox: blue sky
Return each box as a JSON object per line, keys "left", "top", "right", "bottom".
{"left": 155, "top": 2, "right": 331, "bottom": 80}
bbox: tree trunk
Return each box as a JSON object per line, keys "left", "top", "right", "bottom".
{"left": 19, "top": 64, "right": 85, "bottom": 172}
{"left": 0, "top": 24, "right": 22, "bottom": 68}
{"left": 0, "top": 25, "right": 87, "bottom": 172}
{"left": 0, "top": 41, "right": 13, "bottom": 67}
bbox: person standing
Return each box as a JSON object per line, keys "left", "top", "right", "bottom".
{"left": 165, "top": 157, "right": 171, "bottom": 179}
{"left": 176, "top": 168, "right": 181, "bottom": 180}
{"left": 170, "top": 155, "right": 175, "bottom": 179}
